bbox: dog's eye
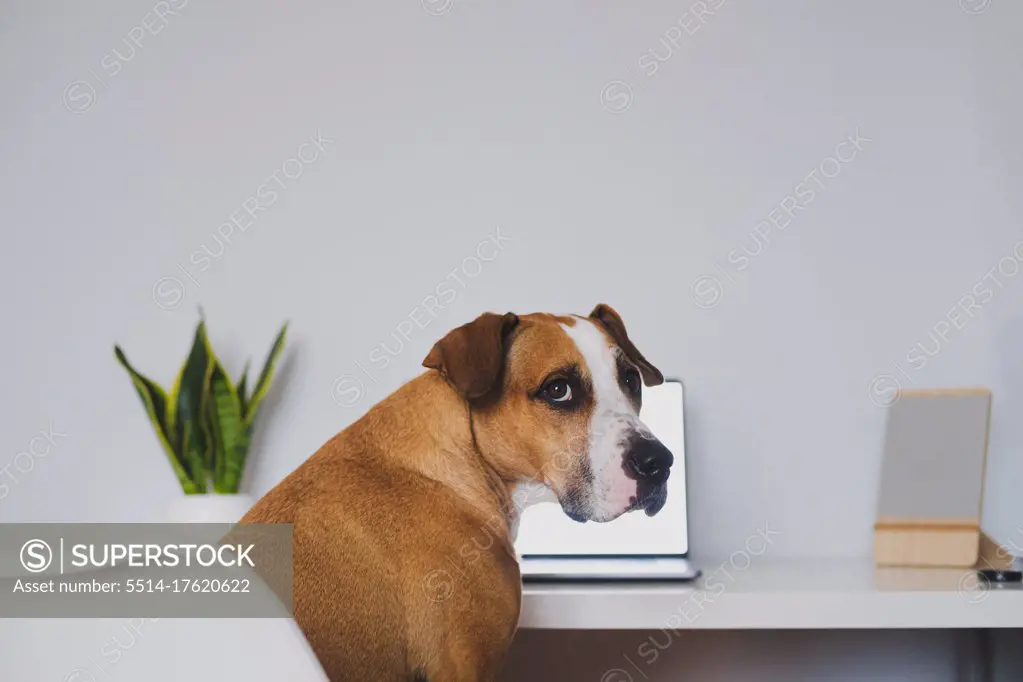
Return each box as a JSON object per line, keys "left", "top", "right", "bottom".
{"left": 623, "top": 368, "right": 641, "bottom": 395}
{"left": 542, "top": 378, "right": 574, "bottom": 404}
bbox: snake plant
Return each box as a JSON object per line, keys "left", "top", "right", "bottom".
{"left": 114, "top": 318, "right": 287, "bottom": 494}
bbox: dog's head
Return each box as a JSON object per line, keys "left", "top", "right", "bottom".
{"left": 423, "top": 304, "right": 671, "bottom": 523}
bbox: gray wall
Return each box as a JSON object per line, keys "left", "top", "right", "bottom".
{"left": 1, "top": 0, "right": 1021, "bottom": 679}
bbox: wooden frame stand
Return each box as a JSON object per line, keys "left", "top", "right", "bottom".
{"left": 873, "top": 388, "right": 995, "bottom": 568}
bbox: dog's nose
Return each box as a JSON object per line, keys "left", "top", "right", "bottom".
{"left": 624, "top": 438, "right": 673, "bottom": 484}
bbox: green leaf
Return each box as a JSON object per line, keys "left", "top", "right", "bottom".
{"left": 115, "top": 346, "right": 198, "bottom": 494}
{"left": 236, "top": 360, "right": 251, "bottom": 417}
{"left": 169, "top": 321, "right": 215, "bottom": 491}
{"left": 208, "top": 360, "right": 251, "bottom": 494}
{"left": 245, "top": 323, "right": 288, "bottom": 424}
{"left": 204, "top": 397, "right": 222, "bottom": 492}
{"left": 179, "top": 422, "right": 207, "bottom": 493}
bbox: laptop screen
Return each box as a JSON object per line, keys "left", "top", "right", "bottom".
{"left": 514, "top": 381, "right": 688, "bottom": 556}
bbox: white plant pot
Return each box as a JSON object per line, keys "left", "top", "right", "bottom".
{"left": 167, "top": 493, "right": 256, "bottom": 524}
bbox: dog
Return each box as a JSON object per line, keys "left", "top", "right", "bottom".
{"left": 241, "top": 304, "right": 673, "bottom": 682}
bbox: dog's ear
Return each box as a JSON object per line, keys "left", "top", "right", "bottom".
{"left": 423, "top": 312, "right": 520, "bottom": 400}
{"left": 589, "top": 303, "right": 664, "bottom": 386}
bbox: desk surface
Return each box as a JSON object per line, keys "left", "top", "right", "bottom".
{"left": 520, "top": 558, "right": 1023, "bottom": 629}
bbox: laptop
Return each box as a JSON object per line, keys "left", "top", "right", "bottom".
{"left": 516, "top": 380, "right": 700, "bottom": 581}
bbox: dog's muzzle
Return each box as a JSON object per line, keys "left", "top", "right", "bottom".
{"left": 622, "top": 432, "right": 673, "bottom": 516}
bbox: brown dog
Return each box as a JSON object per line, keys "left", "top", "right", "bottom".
{"left": 241, "top": 304, "right": 673, "bottom": 682}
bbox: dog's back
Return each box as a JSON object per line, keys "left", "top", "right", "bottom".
{"left": 241, "top": 374, "right": 521, "bottom": 682}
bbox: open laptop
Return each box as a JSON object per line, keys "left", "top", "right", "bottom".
{"left": 516, "top": 380, "right": 700, "bottom": 581}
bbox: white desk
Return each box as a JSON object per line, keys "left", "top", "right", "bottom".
{"left": 519, "top": 559, "right": 1021, "bottom": 681}
{"left": 520, "top": 558, "right": 1023, "bottom": 630}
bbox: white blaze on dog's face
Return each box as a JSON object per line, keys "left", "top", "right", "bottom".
{"left": 430, "top": 305, "right": 671, "bottom": 524}
{"left": 556, "top": 318, "right": 670, "bottom": 521}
